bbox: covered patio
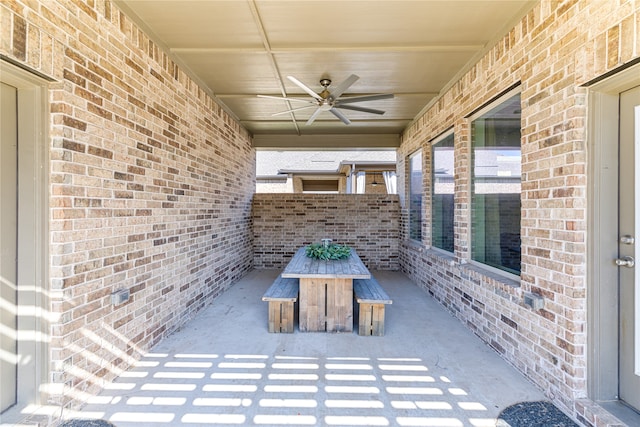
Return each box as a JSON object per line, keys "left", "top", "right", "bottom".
{"left": 74, "top": 270, "right": 547, "bottom": 427}
{"left": 2, "top": 1, "right": 640, "bottom": 426}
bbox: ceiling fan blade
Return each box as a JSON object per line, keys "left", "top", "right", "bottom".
{"left": 330, "top": 108, "right": 351, "bottom": 125}
{"left": 271, "top": 105, "right": 317, "bottom": 116}
{"left": 287, "top": 76, "right": 323, "bottom": 100}
{"left": 329, "top": 74, "right": 359, "bottom": 100}
{"left": 335, "top": 104, "right": 385, "bottom": 115}
{"left": 337, "top": 93, "right": 394, "bottom": 104}
{"left": 257, "top": 94, "right": 315, "bottom": 104}
{"left": 305, "top": 107, "right": 324, "bottom": 125}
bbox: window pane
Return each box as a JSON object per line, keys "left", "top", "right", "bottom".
{"left": 432, "top": 134, "right": 455, "bottom": 252}
{"left": 471, "top": 93, "right": 521, "bottom": 275}
{"left": 409, "top": 151, "right": 423, "bottom": 241}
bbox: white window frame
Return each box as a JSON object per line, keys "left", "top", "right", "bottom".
{"left": 408, "top": 149, "right": 423, "bottom": 242}
{"left": 467, "top": 86, "right": 522, "bottom": 279}
{"left": 431, "top": 130, "right": 455, "bottom": 255}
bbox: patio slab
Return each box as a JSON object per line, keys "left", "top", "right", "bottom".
{"left": 72, "top": 269, "right": 547, "bottom": 426}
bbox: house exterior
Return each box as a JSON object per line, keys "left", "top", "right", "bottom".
{"left": 256, "top": 150, "right": 397, "bottom": 194}
{"left": 1, "top": 1, "right": 640, "bottom": 426}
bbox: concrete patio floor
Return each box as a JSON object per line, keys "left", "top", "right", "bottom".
{"left": 73, "top": 269, "right": 547, "bottom": 427}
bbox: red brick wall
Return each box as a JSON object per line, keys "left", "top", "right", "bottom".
{"left": 253, "top": 194, "right": 400, "bottom": 270}
{"left": 2, "top": 0, "right": 255, "bottom": 414}
{"left": 397, "top": 1, "right": 639, "bottom": 426}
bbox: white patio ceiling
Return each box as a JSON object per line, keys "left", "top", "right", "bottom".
{"left": 116, "top": 0, "right": 535, "bottom": 149}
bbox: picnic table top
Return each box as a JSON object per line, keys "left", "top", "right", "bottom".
{"left": 281, "top": 247, "right": 371, "bottom": 279}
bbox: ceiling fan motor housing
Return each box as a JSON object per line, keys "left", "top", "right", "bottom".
{"left": 319, "top": 79, "right": 332, "bottom": 100}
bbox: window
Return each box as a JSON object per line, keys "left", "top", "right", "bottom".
{"left": 302, "top": 179, "right": 339, "bottom": 193}
{"left": 471, "top": 92, "right": 521, "bottom": 275}
{"left": 409, "top": 150, "right": 423, "bottom": 241}
{"left": 432, "top": 133, "right": 455, "bottom": 253}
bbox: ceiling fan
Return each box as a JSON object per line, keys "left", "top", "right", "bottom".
{"left": 258, "top": 74, "right": 394, "bottom": 125}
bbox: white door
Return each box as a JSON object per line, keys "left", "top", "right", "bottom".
{"left": 0, "top": 82, "right": 18, "bottom": 413}
{"left": 619, "top": 84, "right": 640, "bottom": 412}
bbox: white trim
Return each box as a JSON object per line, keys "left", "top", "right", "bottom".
{"left": 430, "top": 129, "right": 455, "bottom": 255}
{"left": 586, "top": 61, "right": 640, "bottom": 408}
{"left": 466, "top": 86, "right": 522, "bottom": 121}
{"left": 408, "top": 149, "right": 423, "bottom": 242}
{"left": 0, "top": 59, "right": 50, "bottom": 422}
{"left": 356, "top": 172, "right": 366, "bottom": 194}
{"left": 635, "top": 104, "right": 640, "bottom": 376}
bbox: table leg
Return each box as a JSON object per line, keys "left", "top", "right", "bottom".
{"left": 299, "top": 278, "right": 326, "bottom": 332}
{"left": 299, "top": 278, "right": 354, "bottom": 332}
{"left": 326, "top": 278, "right": 353, "bottom": 332}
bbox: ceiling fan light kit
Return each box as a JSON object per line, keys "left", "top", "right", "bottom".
{"left": 258, "top": 74, "right": 394, "bottom": 126}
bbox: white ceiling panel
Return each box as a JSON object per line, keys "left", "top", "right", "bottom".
{"left": 176, "top": 52, "right": 279, "bottom": 94}
{"left": 117, "top": 0, "right": 536, "bottom": 148}
{"left": 256, "top": 0, "right": 528, "bottom": 47}
{"left": 121, "top": 1, "right": 263, "bottom": 49}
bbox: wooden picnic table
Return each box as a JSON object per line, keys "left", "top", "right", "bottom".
{"left": 282, "top": 247, "right": 371, "bottom": 332}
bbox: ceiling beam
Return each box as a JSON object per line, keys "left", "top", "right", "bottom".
{"left": 247, "top": 0, "right": 301, "bottom": 135}
{"left": 253, "top": 134, "right": 400, "bottom": 150}
{"left": 170, "top": 44, "right": 485, "bottom": 54}
{"left": 217, "top": 92, "right": 439, "bottom": 98}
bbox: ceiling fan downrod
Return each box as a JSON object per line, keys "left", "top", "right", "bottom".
{"left": 319, "top": 78, "right": 332, "bottom": 100}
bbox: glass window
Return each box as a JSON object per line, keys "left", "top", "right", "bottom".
{"left": 432, "top": 133, "right": 455, "bottom": 253}
{"left": 471, "top": 93, "right": 521, "bottom": 275}
{"left": 409, "top": 150, "right": 423, "bottom": 241}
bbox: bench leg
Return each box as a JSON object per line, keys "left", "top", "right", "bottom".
{"left": 268, "top": 301, "right": 295, "bottom": 333}
{"left": 358, "top": 303, "right": 385, "bottom": 336}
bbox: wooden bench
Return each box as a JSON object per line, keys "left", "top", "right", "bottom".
{"left": 262, "top": 275, "right": 299, "bottom": 333}
{"left": 353, "top": 277, "right": 392, "bottom": 336}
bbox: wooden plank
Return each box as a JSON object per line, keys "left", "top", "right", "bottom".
{"left": 262, "top": 276, "right": 299, "bottom": 301}
{"left": 372, "top": 304, "right": 385, "bottom": 336}
{"left": 358, "top": 303, "right": 373, "bottom": 336}
{"left": 267, "top": 300, "right": 295, "bottom": 333}
{"left": 353, "top": 278, "right": 392, "bottom": 304}
{"left": 280, "top": 301, "right": 294, "bottom": 333}
{"left": 357, "top": 303, "right": 386, "bottom": 336}
{"left": 282, "top": 247, "right": 371, "bottom": 279}
{"left": 313, "top": 279, "right": 327, "bottom": 331}
{"left": 281, "top": 248, "right": 306, "bottom": 277}
{"left": 299, "top": 278, "right": 326, "bottom": 332}
{"left": 326, "top": 278, "right": 353, "bottom": 333}
{"left": 354, "top": 277, "right": 389, "bottom": 336}
{"left": 299, "top": 277, "right": 311, "bottom": 332}
{"left": 326, "top": 280, "right": 336, "bottom": 332}
{"left": 263, "top": 275, "right": 298, "bottom": 333}
{"left": 268, "top": 302, "right": 278, "bottom": 333}
{"left": 341, "top": 279, "right": 354, "bottom": 333}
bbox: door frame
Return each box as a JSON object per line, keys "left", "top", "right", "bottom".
{"left": 0, "top": 59, "right": 49, "bottom": 421}
{"left": 587, "top": 62, "right": 640, "bottom": 409}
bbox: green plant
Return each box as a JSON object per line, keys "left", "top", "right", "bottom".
{"left": 305, "top": 243, "right": 352, "bottom": 260}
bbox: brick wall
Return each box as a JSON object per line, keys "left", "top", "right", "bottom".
{"left": 1, "top": 0, "right": 254, "bottom": 414}
{"left": 397, "top": 1, "right": 639, "bottom": 426}
{"left": 253, "top": 194, "right": 400, "bottom": 270}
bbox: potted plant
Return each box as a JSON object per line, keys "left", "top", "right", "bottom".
{"left": 305, "top": 239, "right": 352, "bottom": 260}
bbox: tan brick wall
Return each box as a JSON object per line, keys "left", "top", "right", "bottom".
{"left": 253, "top": 194, "right": 400, "bottom": 270}
{"left": 1, "top": 0, "right": 254, "bottom": 414}
{"left": 397, "top": 1, "right": 639, "bottom": 426}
